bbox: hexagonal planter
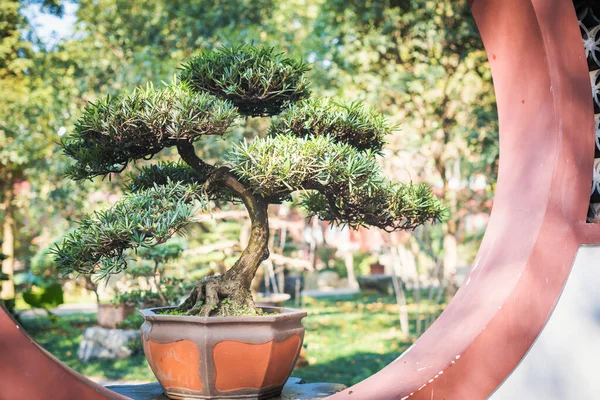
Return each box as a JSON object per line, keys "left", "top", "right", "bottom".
{"left": 139, "top": 306, "right": 306, "bottom": 400}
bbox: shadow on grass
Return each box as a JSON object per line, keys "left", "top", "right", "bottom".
{"left": 293, "top": 294, "right": 420, "bottom": 386}
{"left": 294, "top": 351, "right": 401, "bottom": 387}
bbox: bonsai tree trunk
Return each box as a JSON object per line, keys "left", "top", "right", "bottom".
{"left": 83, "top": 276, "right": 101, "bottom": 304}
{"left": 177, "top": 144, "right": 270, "bottom": 316}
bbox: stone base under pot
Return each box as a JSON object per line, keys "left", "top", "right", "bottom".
{"left": 107, "top": 377, "right": 347, "bottom": 400}
{"left": 139, "top": 306, "right": 307, "bottom": 400}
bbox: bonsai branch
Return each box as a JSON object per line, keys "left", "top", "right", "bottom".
{"left": 176, "top": 141, "right": 215, "bottom": 175}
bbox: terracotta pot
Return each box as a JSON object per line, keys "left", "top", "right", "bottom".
{"left": 97, "top": 303, "right": 135, "bottom": 329}
{"left": 139, "top": 306, "right": 307, "bottom": 400}
{"left": 369, "top": 263, "right": 385, "bottom": 275}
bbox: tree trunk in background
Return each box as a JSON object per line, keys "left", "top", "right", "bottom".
{"left": 1, "top": 183, "right": 15, "bottom": 300}
{"left": 442, "top": 231, "right": 458, "bottom": 300}
{"left": 390, "top": 246, "right": 410, "bottom": 338}
{"left": 442, "top": 165, "right": 460, "bottom": 300}
{"left": 344, "top": 252, "right": 358, "bottom": 289}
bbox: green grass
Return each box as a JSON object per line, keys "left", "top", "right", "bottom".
{"left": 21, "top": 313, "right": 155, "bottom": 381}
{"left": 14, "top": 290, "right": 97, "bottom": 310}
{"left": 294, "top": 294, "right": 443, "bottom": 385}
{"left": 21, "top": 293, "right": 444, "bottom": 386}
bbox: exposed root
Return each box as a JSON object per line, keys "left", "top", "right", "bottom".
{"left": 177, "top": 274, "right": 261, "bottom": 317}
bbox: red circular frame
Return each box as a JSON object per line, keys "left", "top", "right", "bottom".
{"left": 0, "top": 0, "right": 596, "bottom": 399}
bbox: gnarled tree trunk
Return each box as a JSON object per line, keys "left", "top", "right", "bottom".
{"left": 176, "top": 143, "right": 270, "bottom": 316}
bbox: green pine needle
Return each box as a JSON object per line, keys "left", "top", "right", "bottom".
{"left": 61, "top": 80, "right": 237, "bottom": 180}
{"left": 180, "top": 44, "right": 311, "bottom": 117}
{"left": 51, "top": 181, "right": 208, "bottom": 280}
{"left": 227, "top": 134, "right": 445, "bottom": 229}
{"left": 269, "top": 98, "right": 391, "bottom": 152}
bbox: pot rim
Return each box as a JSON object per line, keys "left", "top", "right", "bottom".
{"left": 139, "top": 306, "right": 307, "bottom": 324}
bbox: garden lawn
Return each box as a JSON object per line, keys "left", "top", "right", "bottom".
{"left": 294, "top": 294, "right": 439, "bottom": 386}
{"left": 21, "top": 293, "right": 444, "bottom": 386}
{"left": 21, "top": 313, "right": 155, "bottom": 381}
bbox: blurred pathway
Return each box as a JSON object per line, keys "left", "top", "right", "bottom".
{"left": 89, "top": 377, "right": 149, "bottom": 386}
{"left": 18, "top": 302, "right": 98, "bottom": 318}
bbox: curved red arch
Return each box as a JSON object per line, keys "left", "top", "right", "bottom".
{"left": 0, "top": 307, "right": 127, "bottom": 399}
{"left": 0, "top": 0, "right": 595, "bottom": 399}
{"left": 329, "top": 0, "right": 595, "bottom": 398}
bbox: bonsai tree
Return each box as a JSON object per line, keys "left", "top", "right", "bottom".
{"left": 52, "top": 45, "right": 444, "bottom": 317}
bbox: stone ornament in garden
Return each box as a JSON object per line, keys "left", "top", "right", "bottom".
{"left": 78, "top": 327, "right": 140, "bottom": 362}
{"left": 52, "top": 44, "right": 443, "bottom": 400}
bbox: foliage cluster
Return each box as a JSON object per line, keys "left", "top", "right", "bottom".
{"left": 302, "top": 182, "right": 442, "bottom": 232}
{"left": 61, "top": 82, "right": 237, "bottom": 180}
{"left": 229, "top": 134, "right": 443, "bottom": 229}
{"left": 128, "top": 161, "right": 237, "bottom": 203}
{"left": 53, "top": 44, "right": 444, "bottom": 291}
{"left": 180, "top": 44, "right": 311, "bottom": 117}
{"left": 268, "top": 99, "right": 390, "bottom": 152}
{"left": 52, "top": 182, "right": 206, "bottom": 280}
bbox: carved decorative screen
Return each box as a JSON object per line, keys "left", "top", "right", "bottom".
{"left": 576, "top": 0, "right": 600, "bottom": 222}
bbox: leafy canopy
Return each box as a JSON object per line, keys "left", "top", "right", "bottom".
{"left": 54, "top": 44, "right": 444, "bottom": 279}
{"left": 52, "top": 181, "right": 206, "bottom": 281}
{"left": 268, "top": 98, "right": 390, "bottom": 153}
{"left": 180, "top": 44, "right": 311, "bottom": 117}
{"left": 229, "top": 134, "right": 443, "bottom": 229}
{"left": 128, "top": 161, "right": 237, "bottom": 203}
{"left": 229, "top": 134, "right": 383, "bottom": 200}
{"left": 61, "top": 81, "right": 237, "bottom": 180}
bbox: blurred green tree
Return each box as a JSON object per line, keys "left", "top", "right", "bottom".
{"left": 0, "top": 0, "right": 67, "bottom": 298}
{"left": 309, "top": 0, "right": 498, "bottom": 294}
{"left": 2, "top": 0, "right": 499, "bottom": 305}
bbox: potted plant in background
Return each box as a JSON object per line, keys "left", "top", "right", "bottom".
{"left": 98, "top": 241, "right": 186, "bottom": 329}
{"left": 52, "top": 44, "right": 444, "bottom": 400}
{"left": 97, "top": 299, "right": 135, "bottom": 329}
